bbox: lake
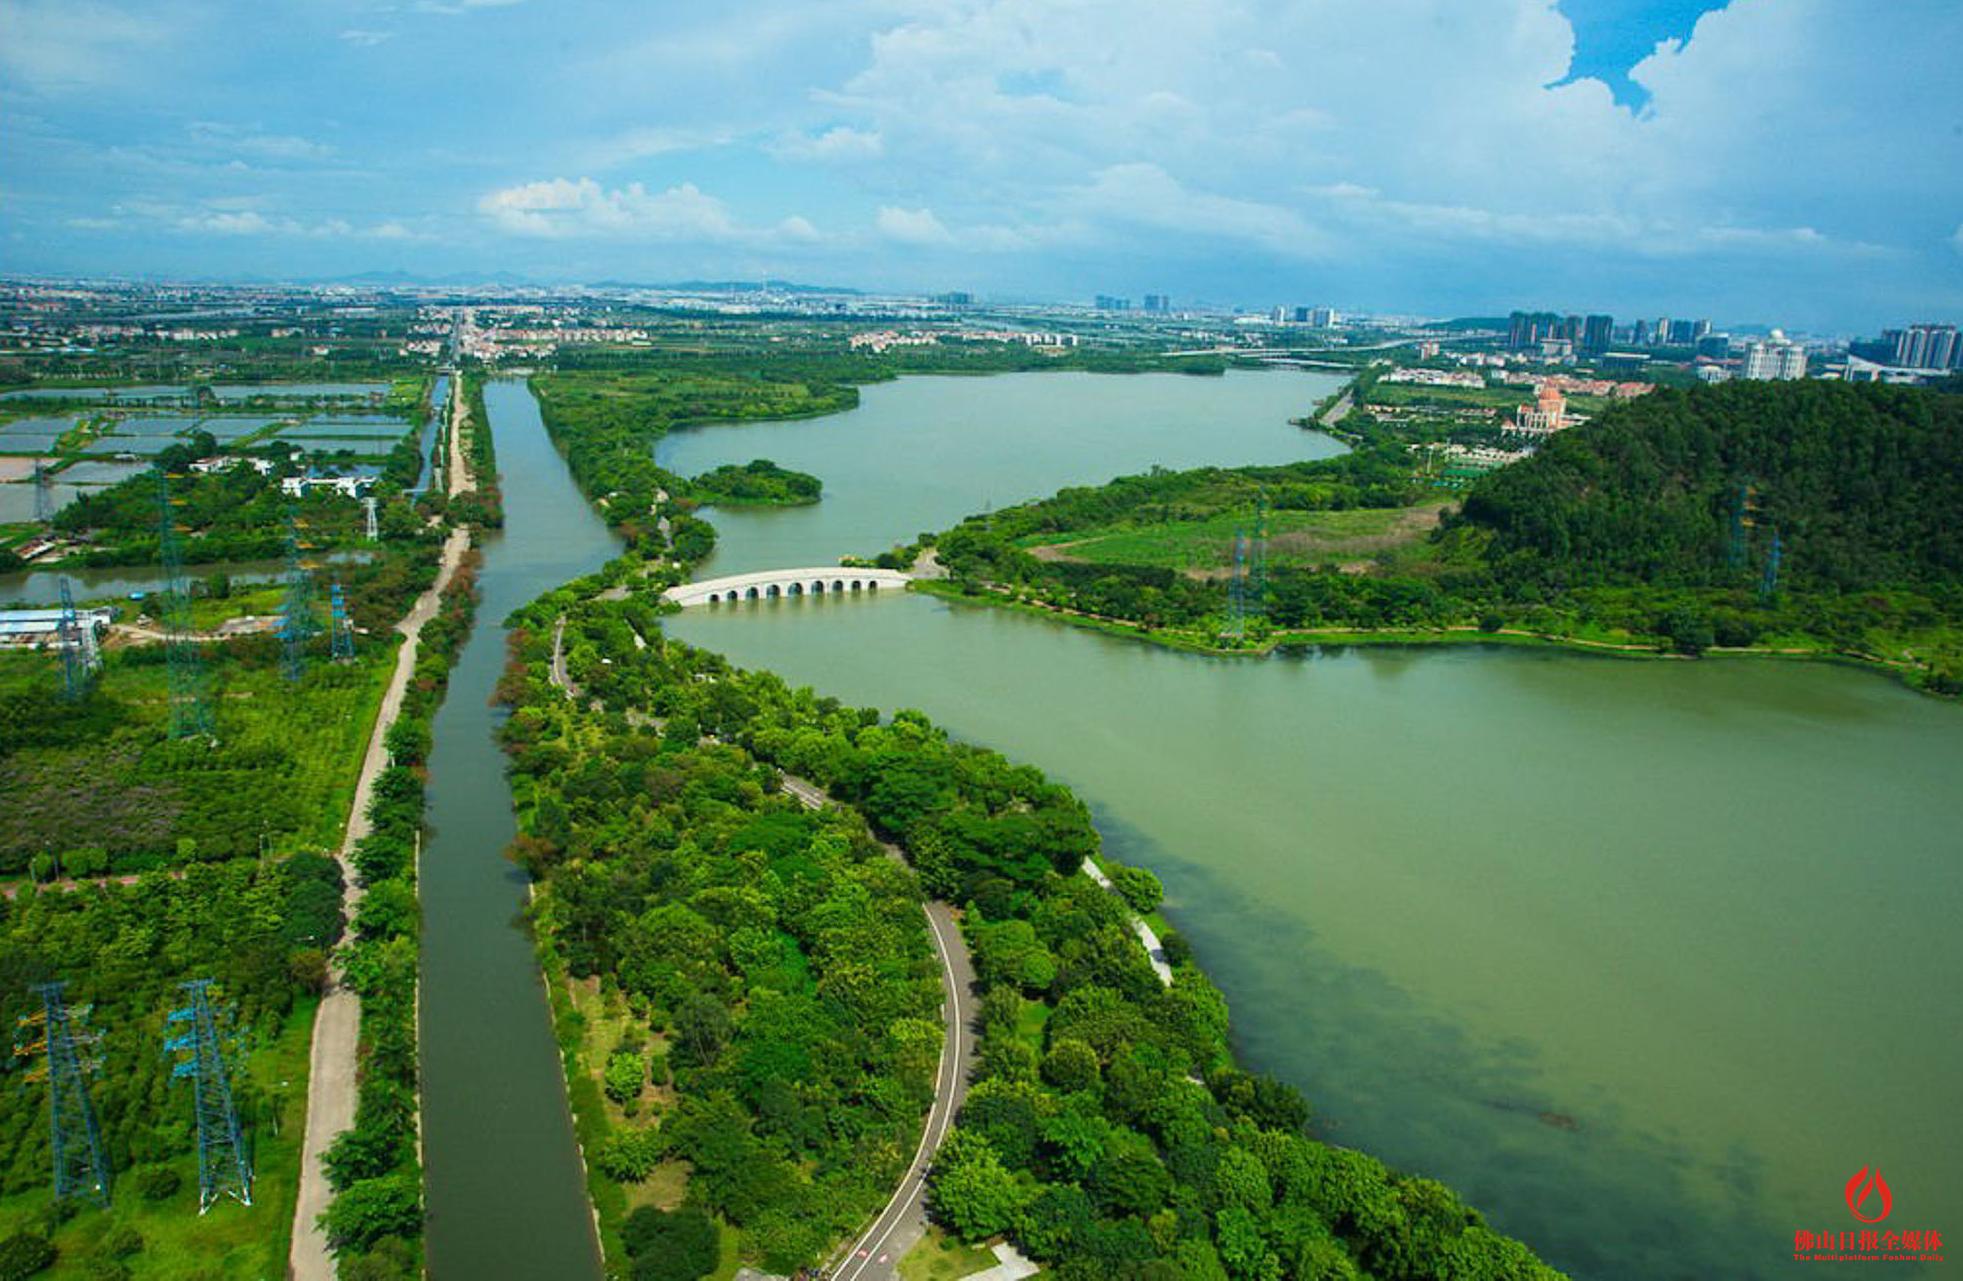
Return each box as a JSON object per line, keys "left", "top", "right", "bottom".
{"left": 660, "top": 371, "right": 1961, "bottom": 1280}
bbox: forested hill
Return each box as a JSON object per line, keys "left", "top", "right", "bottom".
{"left": 1455, "top": 380, "right": 1963, "bottom": 591}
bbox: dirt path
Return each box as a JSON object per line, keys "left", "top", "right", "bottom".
{"left": 289, "top": 526, "right": 471, "bottom": 1281}
{"left": 446, "top": 373, "right": 473, "bottom": 499}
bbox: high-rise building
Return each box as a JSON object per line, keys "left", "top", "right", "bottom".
{"left": 1631, "top": 319, "right": 1650, "bottom": 347}
{"left": 935, "top": 290, "right": 973, "bottom": 306}
{"left": 1692, "top": 319, "right": 1712, "bottom": 342}
{"left": 1581, "top": 314, "right": 1614, "bottom": 354}
{"left": 1309, "top": 307, "right": 1338, "bottom": 328}
{"left": 1653, "top": 317, "right": 1671, "bottom": 345}
{"left": 1508, "top": 310, "right": 1562, "bottom": 351}
{"left": 1094, "top": 295, "right": 1131, "bottom": 312}
{"left": 1741, "top": 330, "right": 1807, "bottom": 381}
{"left": 1886, "top": 323, "right": 1959, "bottom": 369}
{"left": 1291, "top": 306, "right": 1311, "bottom": 323}
{"left": 1143, "top": 293, "right": 1170, "bottom": 314}
{"left": 1667, "top": 318, "right": 1699, "bottom": 345}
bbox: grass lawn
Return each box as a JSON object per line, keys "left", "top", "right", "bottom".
{"left": 0, "top": 997, "right": 316, "bottom": 1279}
{"left": 1023, "top": 503, "right": 1448, "bottom": 575}
{"left": 898, "top": 1225, "right": 998, "bottom": 1281}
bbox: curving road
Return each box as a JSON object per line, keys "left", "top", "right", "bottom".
{"left": 781, "top": 777, "right": 977, "bottom": 1281}
{"left": 545, "top": 636, "right": 978, "bottom": 1281}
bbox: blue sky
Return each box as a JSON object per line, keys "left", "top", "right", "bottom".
{"left": 2, "top": 0, "right": 1959, "bottom": 331}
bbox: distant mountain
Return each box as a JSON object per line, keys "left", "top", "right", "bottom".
{"left": 592, "top": 278, "right": 865, "bottom": 296}
{"left": 1434, "top": 316, "right": 1509, "bottom": 331}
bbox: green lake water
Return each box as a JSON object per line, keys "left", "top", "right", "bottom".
{"left": 660, "top": 372, "right": 1963, "bottom": 1279}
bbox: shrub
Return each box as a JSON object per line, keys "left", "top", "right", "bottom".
{"left": 622, "top": 1206, "right": 719, "bottom": 1279}
{"left": 593, "top": 1127, "right": 663, "bottom": 1183}
{"left": 320, "top": 1174, "right": 422, "bottom": 1254}
{"left": 97, "top": 1225, "right": 143, "bottom": 1260}
{"left": 0, "top": 1233, "right": 55, "bottom": 1281}
{"left": 603, "top": 1050, "right": 645, "bottom": 1104}
{"left": 1111, "top": 866, "right": 1164, "bottom": 915}
{"left": 133, "top": 1166, "right": 181, "bottom": 1202}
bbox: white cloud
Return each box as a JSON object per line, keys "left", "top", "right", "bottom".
{"left": 1953, "top": 224, "right": 1963, "bottom": 255}
{"left": 188, "top": 122, "right": 335, "bottom": 163}
{"left": 172, "top": 210, "right": 414, "bottom": 239}
{"left": 414, "top": 0, "right": 524, "bottom": 14}
{"left": 0, "top": 0, "right": 171, "bottom": 94}
{"left": 1076, "top": 163, "right": 1326, "bottom": 257}
{"left": 575, "top": 127, "right": 731, "bottom": 171}
{"left": 776, "top": 215, "right": 823, "bottom": 243}
{"left": 478, "top": 177, "right": 811, "bottom": 246}
{"left": 773, "top": 126, "right": 884, "bottom": 162}
{"left": 875, "top": 205, "right": 952, "bottom": 246}
{"left": 339, "top": 29, "right": 394, "bottom": 47}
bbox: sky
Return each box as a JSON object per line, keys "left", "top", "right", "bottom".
{"left": 2, "top": 0, "right": 1959, "bottom": 331}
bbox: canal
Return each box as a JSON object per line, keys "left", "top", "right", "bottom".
{"left": 419, "top": 380, "right": 615, "bottom": 1278}
{"left": 659, "top": 372, "right": 1963, "bottom": 1280}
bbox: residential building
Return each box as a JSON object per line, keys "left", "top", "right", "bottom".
{"left": 1882, "top": 323, "right": 1959, "bottom": 370}
{"left": 1143, "top": 294, "right": 1170, "bottom": 314}
{"left": 1506, "top": 384, "right": 1575, "bottom": 436}
{"left": 1581, "top": 314, "right": 1614, "bottom": 354}
{"left": 1740, "top": 330, "right": 1807, "bottom": 381}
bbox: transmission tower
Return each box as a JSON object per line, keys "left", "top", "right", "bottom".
{"left": 57, "top": 577, "right": 99, "bottom": 700}
{"left": 1223, "top": 529, "right": 1249, "bottom": 639}
{"left": 329, "top": 581, "right": 355, "bottom": 661}
{"left": 279, "top": 509, "right": 317, "bottom": 683}
{"left": 1760, "top": 527, "right": 1783, "bottom": 600}
{"left": 362, "top": 495, "right": 379, "bottom": 542}
{"left": 156, "top": 468, "right": 214, "bottom": 739}
{"left": 32, "top": 458, "right": 56, "bottom": 523}
{"left": 1248, "top": 493, "right": 1270, "bottom": 623}
{"left": 165, "top": 980, "right": 252, "bottom": 1213}
{"left": 13, "top": 983, "right": 111, "bottom": 1205}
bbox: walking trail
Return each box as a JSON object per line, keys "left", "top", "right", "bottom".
{"left": 288, "top": 525, "right": 471, "bottom": 1281}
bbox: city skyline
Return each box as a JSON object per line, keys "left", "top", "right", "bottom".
{"left": 3, "top": 0, "right": 1960, "bottom": 329}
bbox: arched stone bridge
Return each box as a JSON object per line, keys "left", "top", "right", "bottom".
{"left": 662, "top": 566, "right": 914, "bottom": 607}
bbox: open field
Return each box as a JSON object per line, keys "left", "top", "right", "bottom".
{"left": 0, "top": 641, "right": 393, "bottom": 874}
{"left": 1025, "top": 501, "right": 1449, "bottom": 575}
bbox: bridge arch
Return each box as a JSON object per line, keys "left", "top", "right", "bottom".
{"left": 662, "top": 566, "right": 916, "bottom": 608}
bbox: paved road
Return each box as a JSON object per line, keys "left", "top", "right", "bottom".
{"left": 549, "top": 614, "right": 577, "bottom": 700}
{"left": 780, "top": 777, "right": 978, "bottom": 1281}
{"left": 547, "top": 628, "right": 978, "bottom": 1281}
{"left": 289, "top": 526, "right": 472, "bottom": 1281}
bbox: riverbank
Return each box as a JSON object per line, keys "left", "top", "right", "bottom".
{"left": 910, "top": 577, "right": 1943, "bottom": 691}
{"left": 290, "top": 525, "right": 471, "bottom": 1281}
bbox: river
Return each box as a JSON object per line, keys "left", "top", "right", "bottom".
{"left": 657, "top": 371, "right": 1963, "bottom": 1279}
{"left": 419, "top": 380, "right": 614, "bottom": 1277}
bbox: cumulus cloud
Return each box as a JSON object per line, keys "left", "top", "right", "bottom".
{"left": 875, "top": 206, "right": 953, "bottom": 246}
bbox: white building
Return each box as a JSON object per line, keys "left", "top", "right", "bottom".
{"left": 281, "top": 473, "right": 376, "bottom": 499}
{"left": 1741, "top": 330, "right": 1807, "bottom": 381}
